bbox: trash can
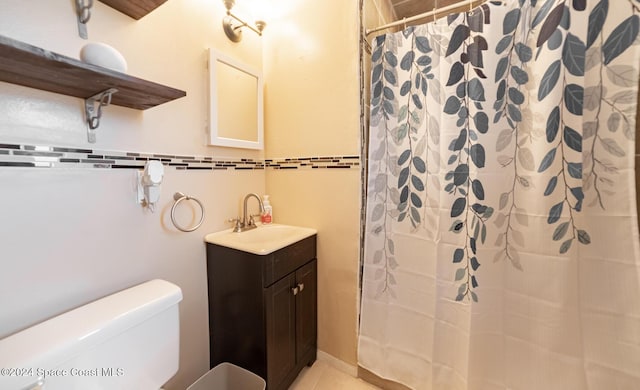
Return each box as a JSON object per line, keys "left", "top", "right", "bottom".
{"left": 187, "top": 363, "right": 266, "bottom": 390}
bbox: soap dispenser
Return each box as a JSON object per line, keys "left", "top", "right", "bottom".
{"left": 261, "top": 195, "right": 273, "bottom": 224}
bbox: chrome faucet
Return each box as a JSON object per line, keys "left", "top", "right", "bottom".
{"left": 231, "top": 193, "right": 264, "bottom": 232}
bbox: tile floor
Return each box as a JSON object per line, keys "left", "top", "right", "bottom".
{"left": 289, "top": 360, "right": 381, "bottom": 390}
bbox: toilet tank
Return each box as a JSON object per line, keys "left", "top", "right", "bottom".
{"left": 0, "top": 279, "right": 182, "bottom": 390}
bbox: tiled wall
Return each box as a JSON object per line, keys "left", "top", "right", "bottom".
{"left": 0, "top": 142, "right": 359, "bottom": 170}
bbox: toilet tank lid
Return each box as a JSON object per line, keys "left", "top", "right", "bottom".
{"left": 0, "top": 279, "right": 182, "bottom": 373}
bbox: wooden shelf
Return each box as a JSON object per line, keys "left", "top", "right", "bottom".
{"left": 0, "top": 35, "right": 186, "bottom": 110}
{"left": 98, "top": 0, "right": 169, "bottom": 20}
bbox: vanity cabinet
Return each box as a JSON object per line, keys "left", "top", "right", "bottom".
{"left": 206, "top": 235, "right": 317, "bottom": 390}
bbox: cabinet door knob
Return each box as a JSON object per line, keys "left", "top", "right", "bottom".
{"left": 298, "top": 283, "right": 305, "bottom": 292}
{"left": 291, "top": 286, "right": 300, "bottom": 296}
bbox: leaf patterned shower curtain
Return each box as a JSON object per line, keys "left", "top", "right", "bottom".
{"left": 359, "top": 0, "right": 640, "bottom": 389}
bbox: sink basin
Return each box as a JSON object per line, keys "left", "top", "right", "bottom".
{"left": 204, "top": 224, "right": 317, "bottom": 255}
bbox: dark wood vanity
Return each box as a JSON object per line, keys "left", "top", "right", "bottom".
{"left": 206, "top": 235, "right": 317, "bottom": 390}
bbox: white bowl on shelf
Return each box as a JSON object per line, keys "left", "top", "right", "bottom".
{"left": 80, "top": 42, "right": 127, "bottom": 72}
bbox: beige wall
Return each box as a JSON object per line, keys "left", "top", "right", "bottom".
{"left": 263, "top": 0, "right": 362, "bottom": 366}
{"left": 0, "top": 0, "right": 369, "bottom": 387}
{"left": 266, "top": 170, "right": 361, "bottom": 364}
{"left": 0, "top": 0, "right": 264, "bottom": 159}
{"left": 0, "top": 1, "right": 266, "bottom": 389}
{"left": 263, "top": 0, "right": 361, "bottom": 157}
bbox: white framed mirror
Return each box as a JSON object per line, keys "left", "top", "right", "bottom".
{"left": 208, "top": 49, "right": 264, "bottom": 149}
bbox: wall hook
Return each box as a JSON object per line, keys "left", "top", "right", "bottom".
{"left": 84, "top": 88, "right": 118, "bottom": 143}
{"left": 75, "top": 0, "right": 93, "bottom": 39}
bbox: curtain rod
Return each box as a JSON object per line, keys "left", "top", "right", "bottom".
{"left": 365, "top": 0, "right": 478, "bottom": 37}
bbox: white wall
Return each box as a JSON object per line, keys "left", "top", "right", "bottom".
{"left": 0, "top": 1, "right": 266, "bottom": 388}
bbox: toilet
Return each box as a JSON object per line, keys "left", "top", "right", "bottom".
{"left": 0, "top": 280, "right": 183, "bottom": 390}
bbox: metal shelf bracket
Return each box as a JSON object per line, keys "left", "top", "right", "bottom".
{"left": 75, "top": 0, "right": 93, "bottom": 39}
{"left": 84, "top": 88, "right": 118, "bottom": 143}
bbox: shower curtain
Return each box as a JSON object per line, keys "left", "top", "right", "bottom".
{"left": 359, "top": 0, "right": 640, "bottom": 389}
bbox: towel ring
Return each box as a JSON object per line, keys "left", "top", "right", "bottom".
{"left": 171, "top": 192, "right": 205, "bottom": 232}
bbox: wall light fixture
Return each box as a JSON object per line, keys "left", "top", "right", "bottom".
{"left": 222, "top": 0, "right": 266, "bottom": 42}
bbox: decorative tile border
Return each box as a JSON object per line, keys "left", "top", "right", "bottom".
{"left": 0, "top": 143, "right": 360, "bottom": 170}
{"left": 266, "top": 156, "right": 360, "bottom": 169}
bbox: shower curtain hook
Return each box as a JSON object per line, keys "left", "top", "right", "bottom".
{"left": 403, "top": 17, "right": 407, "bottom": 30}
{"left": 468, "top": 0, "right": 473, "bottom": 16}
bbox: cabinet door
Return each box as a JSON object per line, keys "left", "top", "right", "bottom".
{"left": 266, "top": 273, "right": 296, "bottom": 389}
{"left": 295, "top": 260, "right": 317, "bottom": 363}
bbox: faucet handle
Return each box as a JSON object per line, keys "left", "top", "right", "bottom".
{"left": 227, "top": 217, "right": 242, "bottom": 231}
{"left": 248, "top": 214, "right": 261, "bottom": 226}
